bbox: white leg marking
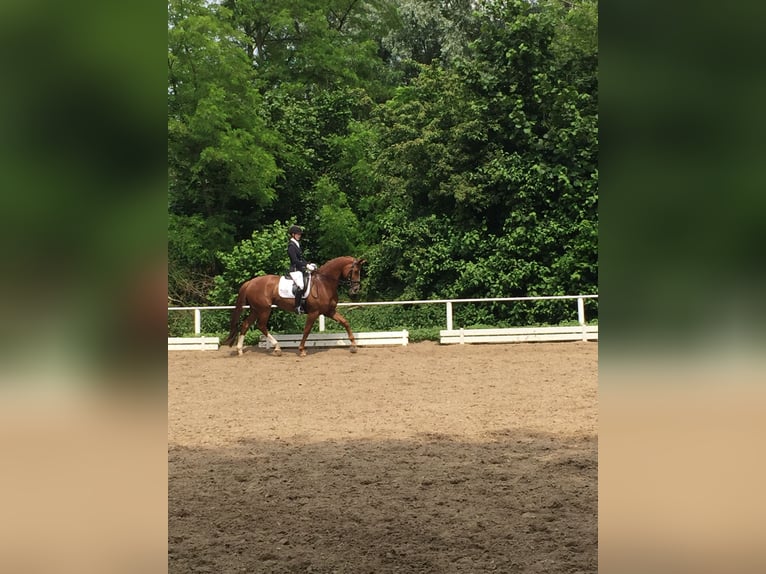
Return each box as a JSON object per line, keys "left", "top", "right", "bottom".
{"left": 237, "top": 334, "right": 245, "bottom": 355}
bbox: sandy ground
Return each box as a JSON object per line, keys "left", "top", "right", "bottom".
{"left": 169, "top": 340, "right": 597, "bottom": 573}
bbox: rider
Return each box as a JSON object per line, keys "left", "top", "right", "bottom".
{"left": 287, "top": 225, "right": 316, "bottom": 314}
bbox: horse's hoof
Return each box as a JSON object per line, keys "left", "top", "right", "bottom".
{"left": 299, "top": 350, "right": 307, "bottom": 358}
{"left": 237, "top": 349, "right": 243, "bottom": 356}
{"left": 350, "top": 346, "right": 357, "bottom": 354}
{"left": 272, "top": 349, "right": 282, "bottom": 357}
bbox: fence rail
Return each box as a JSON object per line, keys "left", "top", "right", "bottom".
{"left": 440, "top": 325, "right": 598, "bottom": 345}
{"left": 168, "top": 336, "right": 220, "bottom": 351}
{"left": 168, "top": 294, "right": 598, "bottom": 335}
{"left": 259, "top": 330, "right": 409, "bottom": 349}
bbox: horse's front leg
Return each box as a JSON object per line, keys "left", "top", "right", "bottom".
{"left": 297, "top": 312, "right": 320, "bottom": 357}
{"left": 329, "top": 310, "right": 358, "bottom": 353}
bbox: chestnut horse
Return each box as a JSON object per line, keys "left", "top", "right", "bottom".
{"left": 222, "top": 256, "right": 366, "bottom": 357}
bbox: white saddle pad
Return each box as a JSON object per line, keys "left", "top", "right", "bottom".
{"left": 278, "top": 275, "right": 311, "bottom": 299}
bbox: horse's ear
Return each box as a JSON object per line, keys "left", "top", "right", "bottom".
{"left": 358, "top": 258, "right": 367, "bottom": 266}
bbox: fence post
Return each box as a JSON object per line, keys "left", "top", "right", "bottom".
{"left": 446, "top": 301, "right": 453, "bottom": 331}
{"left": 194, "top": 308, "right": 201, "bottom": 335}
{"left": 577, "top": 297, "right": 586, "bottom": 341}
{"left": 319, "top": 314, "right": 325, "bottom": 332}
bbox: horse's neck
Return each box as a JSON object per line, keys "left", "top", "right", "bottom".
{"left": 319, "top": 257, "right": 351, "bottom": 282}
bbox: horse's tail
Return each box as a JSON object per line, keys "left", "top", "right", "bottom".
{"left": 222, "top": 280, "right": 249, "bottom": 347}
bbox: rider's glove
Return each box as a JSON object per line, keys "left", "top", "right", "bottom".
{"left": 307, "top": 263, "right": 317, "bottom": 272}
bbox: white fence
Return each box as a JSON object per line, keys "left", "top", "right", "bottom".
{"left": 168, "top": 295, "right": 597, "bottom": 345}
{"left": 259, "top": 330, "right": 409, "bottom": 349}
{"left": 168, "top": 336, "right": 220, "bottom": 351}
{"left": 440, "top": 325, "right": 598, "bottom": 344}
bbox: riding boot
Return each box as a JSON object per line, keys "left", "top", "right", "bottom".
{"left": 294, "top": 288, "right": 304, "bottom": 314}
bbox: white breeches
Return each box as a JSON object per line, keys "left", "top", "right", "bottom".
{"left": 289, "top": 271, "right": 304, "bottom": 289}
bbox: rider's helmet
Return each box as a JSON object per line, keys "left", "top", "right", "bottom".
{"left": 288, "top": 225, "right": 303, "bottom": 235}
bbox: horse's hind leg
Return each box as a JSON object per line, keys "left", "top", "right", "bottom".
{"left": 256, "top": 308, "right": 282, "bottom": 356}
{"left": 236, "top": 308, "right": 258, "bottom": 356}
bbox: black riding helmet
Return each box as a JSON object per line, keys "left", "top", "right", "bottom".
{"left": 289, "top": 225, "right": 303, "bottom": 235}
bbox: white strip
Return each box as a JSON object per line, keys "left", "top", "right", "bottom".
{"left": 168, "top": 336, "right": 220, "bottom": 351}
{"left": 440, "top": 326, "right": 598, "bottom": 337}
{"left": 439, "top": 326, "right": 598, "bottom": 345}
{"left": 258, "top": 330, "right": 409, "bottom": 348}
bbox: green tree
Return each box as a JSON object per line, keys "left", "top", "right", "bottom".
{"left": 359, "top": 0, "right": 597, "bottom": 318}
{"left": 309, "top": 176, "right": 363, "bottom": 261}
{"left": 168, "top": 0, "right": 598, "bottom": 327}
{"left": 168, "top": 0, "right": 282, "bottom": 302}
{"left": 379, "top": 0, "right": 478, "bottom": 68}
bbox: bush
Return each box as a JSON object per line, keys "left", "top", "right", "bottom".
{"left": 208, "top": 220, "right": 295, "bottom": 306}
{"left": 408, "top": 328, "right": 440, "bottom": 342}
{"left": 168, "top": 309, "right": 194, "bottom": 337}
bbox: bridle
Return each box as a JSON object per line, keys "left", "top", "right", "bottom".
{"left": 314, "top": 258, "right": 362, "bottom": 293}
{"left": 345, "top": 258, "right": 362, "bottom": 292}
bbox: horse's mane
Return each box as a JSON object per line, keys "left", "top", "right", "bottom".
{"left": 318, "top": 256, "right": 355, "bottom": 273}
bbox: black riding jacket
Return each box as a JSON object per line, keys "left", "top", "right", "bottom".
{"left": 288, "top": 239, "right": 307, "bottom": 273}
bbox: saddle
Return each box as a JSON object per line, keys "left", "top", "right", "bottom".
{"left": 278, "top": 273, "right": 312, "bottom": 300}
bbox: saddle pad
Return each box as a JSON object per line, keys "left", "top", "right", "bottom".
{"left": 278, "top": 275, "right": 311, "bottom": 299}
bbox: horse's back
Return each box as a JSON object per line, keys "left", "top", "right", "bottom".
{"left": 246, "top": 274, "right": 282, "bottom": 288}
{"left": 244, "top": 274, "right": 281, "bottom": 302}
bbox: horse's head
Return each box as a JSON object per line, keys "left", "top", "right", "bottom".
{"left": 346, "top": 258, "right": 366, "bottom": 299}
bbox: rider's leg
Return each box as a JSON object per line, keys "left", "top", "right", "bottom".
{"left": 289, "top": 271, "right": 305, "bottom": 313}
{"left": 294, "top": 287, "right": 304, "bottom": 313}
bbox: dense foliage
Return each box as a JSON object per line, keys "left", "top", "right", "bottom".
{"left": 168, "top": 0, "right": 597, "bottom": 328}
